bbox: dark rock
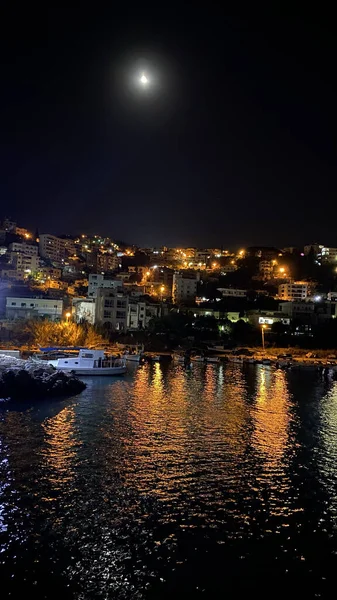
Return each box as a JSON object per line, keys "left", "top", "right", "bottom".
{"left": 0, "top": 366, "right": 86, "bottom": 402}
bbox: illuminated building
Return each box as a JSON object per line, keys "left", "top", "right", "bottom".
{"left": 246, "top": 309, "right": 290, "bottom": 327}
{"left": 317, "top": 247, "right": 337, "bottom": 263}
{"left": 15, "top": 226, "right": 31, "bottom": 238}
{"left": 72, "top": 297, "right": 96, "bottom": 324}
{"left": 172, "top": 271, "right": 199, "bottom": 304}
{"left": 8, "top": 252, "right": 40, "bottom": 272}
{"left": 5, "top": 296, "right": 63, "bottom": 321}
{"left": 217, "top": 287, "right": 247, "bottom": 298}
{"left": 278, "top": 281, "right": 310, "bottom": 301}
{"left": 259, "top": 260, "right": 274, "bottom": 280}
{"left": 39, "top": 234, "right": 75, "bottom": 264}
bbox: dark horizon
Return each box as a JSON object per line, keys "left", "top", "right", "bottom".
{"left": 1, "top": 9, "right": 336, "bottom": 248}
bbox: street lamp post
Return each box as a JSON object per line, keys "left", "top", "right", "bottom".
{"left": 160, "top": 285, "right": 165, "bottom": 302}
{"left": 65, "top": 311, "right": 71, "bottom": 323}
{"left": 261, "top": 324, "right": 266, "bottom": 350}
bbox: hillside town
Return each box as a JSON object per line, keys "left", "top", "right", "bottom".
{"left": 1, "top": 216, "right": 337, "bottom": 349}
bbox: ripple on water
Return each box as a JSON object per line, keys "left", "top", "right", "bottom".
{"left": 1, "top": 363, "right": 337, "bottom": 598}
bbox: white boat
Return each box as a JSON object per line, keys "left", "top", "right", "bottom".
{"left": 122, "top": 345, "right": 144, "bottom": 362}
{"left": 205, "top": 356, "right": 220, "bottom": 363}
{"left": 48, "top": 349, "right": 126, "bottom": 376}
{"left": 122, "top": 352, "right": 143, "bottom": 362}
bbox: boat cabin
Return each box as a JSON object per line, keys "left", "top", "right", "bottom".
{"left": 56, "top": 349, "right": 109, "bottom": 369}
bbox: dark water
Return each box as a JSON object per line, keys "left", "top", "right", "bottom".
{"left": 1, "top": 362, "right": 337, "bottom": 599}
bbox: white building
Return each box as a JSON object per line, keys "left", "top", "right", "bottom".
{"left": 9, "top": 242, "right": 39, "bottom": 256}
{"left": 127, "top": 300, "right": 146, "bottom": 329}
{"left": 246, "top": 310, "right": 290, "bottom": 327}
{"left": 173, "top": 271, "right": 199, "bottom": 304}
{"left": 72, "top": 298, "right": 96, "bottom": 324}
{"left": 127, "top": 299, "right": 162, "bottom": 329}
{"left": 217, "top": 288, "right": 247, "bottom": 298}
{"left": 9, "top": 252, "right": 40, "bottom": 272}
{"left": 6, "top": 297, "right": 63, "bottom": 321}
{"left": 278, "top": 282, "right": 310, "bottom": 301}
{"left": 88, "top": 274, "right": 123, "bottom": 298}
{"left": 39, "top": 234, "right": 75, "bottom": 264}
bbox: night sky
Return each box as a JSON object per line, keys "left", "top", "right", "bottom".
{"left": 1, "top": 8, "right": 336, "bottom": 248}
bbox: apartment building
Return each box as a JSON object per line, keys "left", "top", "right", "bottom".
{"left": 88, "top": 274, "right": 122, "bottom": 298}
{"left": 172, "top": 271, "right": 199, "bottom": 304}
{"left": 9, "top": 252, "right": 40, "bottom": 272}
{"left": 95, "top": 288, "right": 128, "bottom": 330}
{"left": 9, "top": 242, "right": 38, "bottom": 256}
{"left": 278, "top": 282, "right": 310, "bottom": 301}
{"left": 127, "top": 298, "right": 162, "bottom": 329}
{"left": 39, "top": 234, "right": 75, "bottom": 264}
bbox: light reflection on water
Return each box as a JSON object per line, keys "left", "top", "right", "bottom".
{"left": 1, "top": 363, "right": 337, "bottom": 598}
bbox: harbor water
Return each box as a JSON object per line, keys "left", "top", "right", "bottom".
{"left": 1, "top": 362, "right": 337, "bottom": 598}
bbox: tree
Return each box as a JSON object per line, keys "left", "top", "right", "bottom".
{"left": 24, "top": 320, "right": 107, "bottom": 348}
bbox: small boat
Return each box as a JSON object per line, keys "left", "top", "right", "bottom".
{"left": 173, "top": 354, "right": 185, "bottom": 363}
{"left": 229, "top": 356, "right": 243, "bottom": 363}
{"left": 122, "top": 352, "right": 143, "bottom": 362}
{"left": 205, "top": 356, "right": 220, "bottom": 364}
{"left": 191, "top": 355, "right": 205, "bottom": 363}
{"left": 48, "top": 349, "right": 126, "bottom": 376}
{"left": 122, "top": 345, "right": 144, "bottom": 362}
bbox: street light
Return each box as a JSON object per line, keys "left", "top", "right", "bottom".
{"left": 261, "top": 324, "right": 267, "bottom": 350}
{"left": 160, "top": 285, "right": 165, "bottom": 301}
{"left": 65, "top": 311, "right": 71, "bottom": 323}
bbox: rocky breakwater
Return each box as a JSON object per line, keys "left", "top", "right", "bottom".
{"left": 0, "top": 355, "right": 86, "bottom": 402}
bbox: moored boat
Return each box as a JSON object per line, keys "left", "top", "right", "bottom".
{"left": 48, "top": 349, "right": 126, "bottom": 376}
{"left": 122, "top": 352, "right": 143, "bottom": 362}
{"left": 122, "top": 345, "right": 144, "bottom": 362}
{"left": 191, "top": 355, "right": 205, "bottom": 363}
{"left": 229, "top": 356, "right": 243, "bottom": 363}
{"left": 205, "top": 356, "right": 220, "bottom": 363}
{"left": 173, "top": 353, "right": 185, "bottom": 363}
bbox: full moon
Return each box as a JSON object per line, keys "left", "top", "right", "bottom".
{"left": 140, "top": 74, "right": 149, "bottom": 85}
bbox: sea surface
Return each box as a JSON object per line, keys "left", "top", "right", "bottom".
{"left": 1, "top": 362, "right": 337, "bottom": 598}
